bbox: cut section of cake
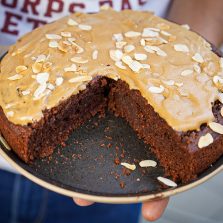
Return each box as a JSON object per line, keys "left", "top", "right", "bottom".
{"left": 0, "top": 9, "right": 223, "bottom": 182}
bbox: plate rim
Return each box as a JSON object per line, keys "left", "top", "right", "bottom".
{"left": 0, "top": 134, "right": 222, "bottom": 204}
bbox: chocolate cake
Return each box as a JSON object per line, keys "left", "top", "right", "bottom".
{"left": 1, "top": 9, "right": 223, "bottom": 182}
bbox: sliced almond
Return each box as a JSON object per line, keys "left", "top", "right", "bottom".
{"left": 7, "top": 111, "right": 14, "bottom": 117}
{"left": 146, "top": 46, "right": 167, "bottom": 57}
{"left": 70, "top": 42, "right": 84, "bottom": 54}
{"left": 55, "top": 77, "right": 64, "bottom": 86}
{"left": 49, "top": 41, "right": 59, "bottom": 48}
{"left": 61, "top": 31, "right": 71, "bottom": 38}
{"left": 92, "top": 50, "right": 98, "bottom": 60}
{"left": 175, "top": 82, "right": 183, "bottom": 87}
{"left": 161, "top": 30, "right": 171, "bottom": 36}
{"left": 140, "top": 38, "right": 146, "bottom": 46}
{"left": 174, "top": 44, "right": 189, "bottom": 52}
{"left": 144, "top": 45, "right": 155, "bottom": 53}
{"left": 142, "top": 28, "right": 159, "bottom": 37}
{"left": 208, "top": 122, "right": 223, "bottom": 134}
{"left": 139, "top": 160, "right": 157, "bottom": 167}
{"left": 148, "top": 85, "right": 164, "bottom": 94}
{"left": 109, "top": 49, "right": 123, "bottom": 61}
{"left": 113, "top": 33, "right": 123, "bottom": 42}
{"left": 47, "top": 83, "right": 55, "bottom": 90}
{"left": 120, "top": 162, "right": 136, "bottom": 170}
{"left": 116, "top": 41, "right": 127, "bottom": 49}
{"left": 124, "top": 44, "right": 135, "bottom": 53}
{"left": 69, "top": 76, "right": 92, "bottom": 83}
{"left": 134, "top": 53, "right": 147, "bottom": 61}
{"left": 198, "top": 133, "right": 214, "bottom": 148}
{"left": 157, "top": 176, "right": 177, "bottom": 187}
{"left": 121, "top": 55, "right": 133, "bottom": 65}
{"left": 36, "top": 72, "right": 49, "bottom": 84}
{"left": 42, "top": 62, "right": 52, "bottom": 71}
{"left": 213, "top": 75, "right": 223, "bottom": 85}
{"left": 64, "top": 64, "right": 77, "bottom": 72}
{"left": 181, "top": 24, "right": 190, "bottom": 30}
{"left": 124, "top": 31, "right": 141, "bottom": 38}
{"left": 221, "top": 107, "right": 223, "bottom": 117}
{"left": 220, "top": 58, "right": 223, "bottom": 69}
{"left": 32, "top": 62, "right": 42, "bottom": 74}
{"left": 22, "top": 90, "right": 31, "bottom": 96}
{"left": 63, "top": 40, "right": 72, "bottom": 46}
{"left": 78, "top": 24, "right": 92, "bottom": 31}
{"left": 45, "top": 34, "right": 61, "bottom": 40}
{"left": 67, "top": 18, "right": 78, "bottom": 26}
{"left": 145, "top": 37, "right": 165, "bottom": 46}
{"left": 128, "top": 60, "right": 143, "bottom": 73}
{"left": 58, "top": 43, "right": 69, "bottom": 53}
{"left": 193, "top": 64, "right": 201, "bottom": 73}
{"left": 71, "top": 57, "right": 88, "bottom": 64}
{"left": 219, "top": 92, "right": 223, "bottom": 103}
{"left": 8, "top": 74, "right": 23, "bottom": 80}
{"left": 192, "top": 53, "right": 204, "bottom": 63}
{"left": 115, "top": 61, "right": 126, "bottom": 70}
{"left": 162, "top": 80, "right": 175, "bottom": 86}
{"left": 142, "top": 64, "right": 151, "bottom": 69}
{"left": 36, "top": 54, "right": 46, "bottom": 63}
{"left": 181, "top": 69, "right": 193, "bottom": 76}
{"left": 15, "top": 65, "right": 27, "bottom": 73}
{"left": 33, "top": 83, "right": 47, "bottom": 99}
{"left": 144, "top": 45, "right": 167, "bottom": 56}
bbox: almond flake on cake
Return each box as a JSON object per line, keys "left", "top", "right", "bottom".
{"left": 22, "top": 90, "right": 31, "bottom": 96}
{"left": 7, "top": 111, "right": 14, "bottom": 117}
{"left": 116, "top": 41, "right": 127, "bottom": 49}
{"left": 208, "top": 122, "right": 223, "bottom": 134}
{"left": 134, "top": 53, "right": 147, "bottom": 61}
{"left": 8, "top": 74, "right": 23, "bottom": 80}
{"left": 198, "top": 133, "right": 214, "bottom": 148}
{"left": 67, "top": 18, "right": 78, "bottom": 26}
{"left": 68, "top": 76, "right": 92, "bottom": 83}
{"left": 124, "top": 31, "right": 141, "bottom": 38}
{"left": 55, "top": 77, "right": 64, "bottom": 86}
{"left": 113, "top": 33, "right": 123, "bottom": 42}
{"left": 162, "top": 80, "right": 175, "bottom": 86}
{"left": 15, "top": 65, "right": 28, "bottom": 73}
{"left": 174, "top": 44, "right": 189, "bottom": 52}
{"left": 45, "top": 34, "right": 61, "bottom": 40}
{"left": 92, "top": 50, "right": 98, "bottom": 60}
{"left": 142, "top": 28, "right": 159, "bottom": 37}
{"left": 115, "top": 61, "right": 126, "bottom": 70}
{"left": 64, "top": 64, "right": 77, "bottom": 72}
{"left": 36, "top": 72, "right": 49, "bottom": 84}
{"left": 124, "top": 44, "right": 135, "bottom": 53}
{"left": 148, "top": 85, "right": 165, "bottom": 94}
{"left": 192, "top": 53, "right": 204, "bottom": 63}
{"left": 61, "top": 32, "right": 72, "bottom": 37}
{"left": 71, "top": 57, "right": 88, "bottom": 64}
{"left": 49, "top": 41, "right": 59, "bottom": 48}
{"left": 78, "top": 24, "right": 92, "bottom": 31}
{"left": 181, "top": 69, "right": 193, "bottom": 76}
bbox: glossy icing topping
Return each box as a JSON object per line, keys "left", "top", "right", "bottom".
{"left": 1, "top": 9, "right": 223, "bottom": 131}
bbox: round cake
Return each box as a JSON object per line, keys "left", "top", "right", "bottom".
{"left": 0, "top": 9, "right": 223, "bottom": 182}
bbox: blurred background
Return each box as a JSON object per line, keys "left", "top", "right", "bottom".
{"left": 141, "top": 172, "right": 223, "bottom": 223}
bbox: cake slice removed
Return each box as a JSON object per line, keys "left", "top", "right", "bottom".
{"left": 1, "top": 9, "right": 223, "bottom": 182}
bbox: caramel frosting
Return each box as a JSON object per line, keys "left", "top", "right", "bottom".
{"left": 1, "top": 9, "right": 223, "bottom": 132}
